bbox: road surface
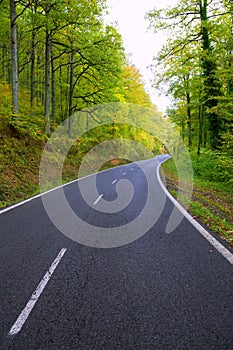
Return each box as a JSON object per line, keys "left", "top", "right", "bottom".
{"left": 0, "top": 156, "right": 233, "bottom": 349}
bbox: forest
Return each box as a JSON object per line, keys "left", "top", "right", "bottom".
{"left": 0, "top": 0, "right": 232, "bottom": 244}
{"left": 147, "top": 0, "right": 233, "bottom": 244}
{"left": 147, "top": 0, "right": 233, "bottom": 182}
{"left": 2, "top": 0, "right": 154, "bottom": 129}
{"left": 0, "top": 0, "right": 161, "bottom": 207}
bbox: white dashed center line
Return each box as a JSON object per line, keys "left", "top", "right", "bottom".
{"left": 123, "top": 172, "right": 126, "bottom": 176}
{"left": 93, "top": 194, "right": 103, "bottom": 205}
{"left": 9, "top": 248, "right": 67, "bottom": 337}
{"left": 112, "top": 179, "right": 117, "bottom": 184}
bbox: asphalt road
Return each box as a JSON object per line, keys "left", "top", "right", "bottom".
{"left": 0, "top": 156, "right": 233, "bottom": 350}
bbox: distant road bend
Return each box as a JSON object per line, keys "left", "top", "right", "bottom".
{"left": 0, "top": 155, "right": 233, "bottom": 349}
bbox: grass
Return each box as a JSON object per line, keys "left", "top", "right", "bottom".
{"left": 162, "top": 158, "right": 233, "bottom": 247}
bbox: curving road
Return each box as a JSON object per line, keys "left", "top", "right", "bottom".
{"left": 0, "top": 156, "right": 233, "bottom": 349}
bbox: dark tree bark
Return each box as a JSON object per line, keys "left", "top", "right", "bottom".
{"left": 10, "top": 0, "right": 19, "bottom": 117}
{"left": 187, "top": 91, "right": 192, "bottom": 150}
{"left": 2, "top": 44, "right": 8, "bottom": 81}
{"left": 197, "top": 101, "right": 204, "bottom": 156}
{"left": 51, "top": 47, "right": 56, "bottom": 122}
{"left": 68, "top": 49, "right": 75, "bottom": 135}
{"left": 183, "top": 74, "right": 192, "bottom": 150}
{"left": 199, "top": 0, "right": 223, "bottom": 150}
{"left": 30, "top": 28, "right": 36, "bottom": 110}
{"left": 29, "top": 0, "right": 40, "bottom": 111}
{"left": 44, "top": 25, "right": 51, "bottom": 134}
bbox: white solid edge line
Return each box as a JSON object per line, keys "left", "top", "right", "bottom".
{"left": 0, "top": 172, "right": 100, "bottom": 215}
{"left": 0, "top": 179, "right": 78, "bottom": 215}
{"left": 157, "top": 160, "right": 233, "bottom": 266}
{"left": 93, "top": 194, "right": 103, "bottom": 206}
{"left": 8, "top": 248, "right": 67, "bottom": 337}
{"left": 0, "top": 163, "right": 135, "bottom": 215}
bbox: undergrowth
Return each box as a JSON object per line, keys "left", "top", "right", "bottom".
{"left": 162, "top": 157, "right": 233, "bottom": 247}
{"left": 0, "top": 82, "right": 160, "bottom": 208}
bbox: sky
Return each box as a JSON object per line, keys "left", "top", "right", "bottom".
{"left": 105, "top": 0, "right": 173, "bottom": 112}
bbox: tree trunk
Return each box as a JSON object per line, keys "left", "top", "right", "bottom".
{"left": 186, "top": 91, "right": 192, "bottom": 150}
{"left": 29, "top": 1, "right": 37, "bottom": 111}
{"left": 59, "top": 64, "right": 63, "bottom": 120}
{"left": 30, "top": 29, "right": 36, "bottom": 110}
{"left": 2, "top": 45, "right": 7, "bottom": 80}
{"left": 183, "top": 74, "right": 192, "bottom": 149}
{"left": 51, "top": 47, "right": 56, "bottom": 122}
{"left": 86, "top": 113, "right": 89, "bottom": 132}
{"left": 68, "top": 50, "right": 75, "bottom": 136}
{"left": 197, "top": 102, "right": 203, "bottom": 156}
{"left": 199, "top": 0, "right": 222, "bottom": 150}
{"left": 10, "top": 0, "right": 19, "bottom": 117}
{"left": 37, "top": 54, "right": 43, "bottom": 105}
{"left": 44, "top": 27, "right": 51, "bottom": 134}
{"left": 181, "top": 121, "right": 185, "bottom": 141}
{"left": 228, "top": 1, "right": 233, "bottom": 96}
{"left": 204, "top": 127, "right": 207, "bottom": 147}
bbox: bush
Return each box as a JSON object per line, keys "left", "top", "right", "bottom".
{"left": 191, "top": 150, "right": 233, "bottom": 184}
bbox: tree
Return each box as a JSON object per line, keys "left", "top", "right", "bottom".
{"left": 119, "top": 65, "right": 153, "bottom": 107}
{"left": 0, "top": 0, "right": 11, "bottom": 83}
{"left": 10, "top": 0, "right": 19, "bottom": 117}
{"left": 199, "top": 0, "right": 223, "bottom": 149}
{"left": 0, "top": 0, "right": 157, "bottom": 141}
{"left": 147, "top": 0, "right": 225, "bottom": 150}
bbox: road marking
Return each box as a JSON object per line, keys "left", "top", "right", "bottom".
{"left": 112, "top": 179, "right": 117, "bottom": 184}
{"left": 157, "top": 161, "right": 233, "bottom": 266}
{"left": 93, "top": 194, "right": 103, "bottom": 205}
{"left": 130, "top": 168, "right": 134, "bottom": 171}
{"left": 8, "top": 248, "right": 67, "bottom": 337}
{"left": 123, "top": 172, "right": 126, "bottom": 176}
{"left": 0, "top": 165, "right": 124, "bottom": 215}
{"left": 0, "top": 161, "right": 138, "bottom": 215}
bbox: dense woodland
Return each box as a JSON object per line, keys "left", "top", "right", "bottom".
{"left": 0, "top": 0, "right": 232, "bottom": 210}
{"left": 147, "top": 0, "right": 233, "bottom": 183}
{"left": 1, "top": 0, "right": 155, "bottom": 133}
{"left": 0, "top": 0, "right": 162, "bottom": 207}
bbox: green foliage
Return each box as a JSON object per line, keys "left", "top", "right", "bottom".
{"left": 162, "top": 158, "right": 233, "bottom": 246}
{"left": 191, "top": 150, "right": 233, "bottom": 184}
{"left": 147, "top": 0, "right": 233, "bottom": 152}
{"left": 66, "top": 123, "right": 160, "bottom": 161}
{"left": 0, "top": 79, "right": 161, "bottom": 208}
{"left": 0, "top": 0, "right": 155, "bottom": 137}
{"left": 0, "top": 1, "right": 159, "bottom": 207}
{"left": 189, "top": 201, "right": 233, "bottom": 245}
